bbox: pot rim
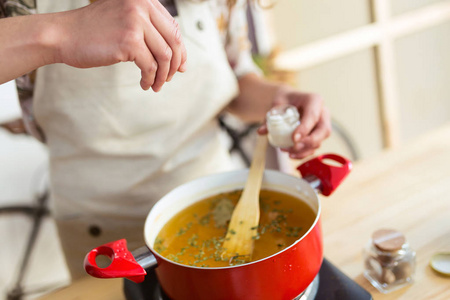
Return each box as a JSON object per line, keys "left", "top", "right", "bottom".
{"left": 144, "top": 169, "right": 322, "bottom": 270}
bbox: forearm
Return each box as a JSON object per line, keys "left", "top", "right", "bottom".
{"left": 228, "top": 73, "right": 288, "bottom": 123}
{"left": 1, "top": 0, "right": 187, "bottom": 91}
{"left": 0, "top": 13, "right": 61, "bottom": 84}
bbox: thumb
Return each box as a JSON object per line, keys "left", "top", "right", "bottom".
{"left": 257, "top": 123, "right": 268, "bottom": 135}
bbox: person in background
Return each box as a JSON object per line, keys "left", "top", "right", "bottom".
{"left": 0, "top": 0, "right": 331, "bottom": 279}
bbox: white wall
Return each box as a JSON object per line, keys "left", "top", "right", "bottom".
{"left": 0, "top": 80, "right": 21, "bottom": 122}
{"left": 0, "top": 81, "right": 48, "bottom": 201}
{"left": 0, "top": 82, "right": 68, "bottom": 300}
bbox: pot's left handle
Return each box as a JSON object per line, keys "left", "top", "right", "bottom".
{"left": 297, "top": 153, "right": 352, "bottom": 196}
{"left": 84, "top": 239, "right": 154, "bottom": 283}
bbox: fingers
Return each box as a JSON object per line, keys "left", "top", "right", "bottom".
{"left": 150, "top": 0, "right": 175, "bottom": 20}
{"left": 289, "top": 149, "right": 316, "bottom": 160}
{"left": 128, "top": 0, "right": 187, "bottom": 91}
{"left": 257, "top": 124, "right": 268, "bottom": 135}
{"left": 148, "top": 1, "right": 186, "bottom": 80}
{"left": 292, "top": 94, "right": 323, "bottom": 139}
{"left": 288, "top": 107, "right": 331, "bottom": 159}
{"left": 134, "top": 43, "right": 158, "bottom": 90}
{"left": 143, "top": 23, "right": 172, "bottom": 92}
{"left": 178, "top": 45, "right": 187, "bottom": 72}
{"left": 150, "top": 0, "right": 187, "bottom": 71}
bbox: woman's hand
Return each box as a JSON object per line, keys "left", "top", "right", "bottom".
{"left": 56, "top": 0, "right": 187, "bottom": 91}
{"left": 258, "top": 86, "right": 331, "bottom": 159}
{"left": 228, "top": 74, "right": 330, "bottom": 159}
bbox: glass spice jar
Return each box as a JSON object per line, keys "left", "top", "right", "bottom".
{"left": 266, "top": 104, "right": 300, "bottom": 148}
{"left": 363, "top": 229, "right": 416, "bottom": 293}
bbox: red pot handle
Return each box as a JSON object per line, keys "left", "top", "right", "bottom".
{"left": 84, "top": 239, "right": 147, "bottom": 283}
{"left": 297, "top": 153, "right": 352, "bottom": 196}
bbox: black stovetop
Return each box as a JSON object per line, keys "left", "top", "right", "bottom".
{"left": 123, "top": 258, "right": 372, "bottom": 300}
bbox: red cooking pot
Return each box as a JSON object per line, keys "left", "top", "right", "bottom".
{"left": 84, "top": 154, "right": 351, "bottom": 300}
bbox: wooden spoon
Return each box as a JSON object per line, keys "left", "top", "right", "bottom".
{"left": 222, "top": 134, "right": 268, "bottom": 262}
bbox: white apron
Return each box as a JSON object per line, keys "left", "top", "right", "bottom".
{"left": 35, "top": 0, "right": 239, "bottom": 279}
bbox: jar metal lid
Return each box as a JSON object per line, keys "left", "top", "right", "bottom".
{"left": 430, "top": 252, "right": 450, "bottom": 276}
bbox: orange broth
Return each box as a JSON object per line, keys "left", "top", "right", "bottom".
{"left": 154, "top": 189, "right": 316, "bottom": 267}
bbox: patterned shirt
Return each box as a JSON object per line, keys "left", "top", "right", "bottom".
{"left": 0, "top": 0, "right": 259, "bottom": 141}
{"left": 0, "top": 0, "right": 43, "bottom": 140}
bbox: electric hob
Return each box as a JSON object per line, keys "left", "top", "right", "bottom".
{"left": 123, "top": 258, "right": 372, "bottom": 300}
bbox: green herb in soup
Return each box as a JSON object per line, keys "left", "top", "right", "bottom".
{"left": 154, "top": 189, "right": 316, "bottom": 267}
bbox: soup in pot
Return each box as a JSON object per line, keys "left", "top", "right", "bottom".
{"left": 154, "top": 189, "right": 316, "bottom": 267}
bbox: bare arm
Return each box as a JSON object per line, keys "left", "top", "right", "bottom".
{"left": 227, "top": 73, "right": 280, "bottom": 123}
{"left": 0, "top": 0, "right": 187, "bottom": 91}
{"left": 0, "top": 13, "right": 57, "bottom": 85}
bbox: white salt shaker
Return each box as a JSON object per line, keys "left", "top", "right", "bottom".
{"left": 266, "top": 104, "right": 300, "bottom": 148}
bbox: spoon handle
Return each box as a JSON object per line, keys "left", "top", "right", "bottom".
{"left": 241, "top": 135, "right": 268, "bottom": 203}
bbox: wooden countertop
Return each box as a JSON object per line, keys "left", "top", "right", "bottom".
{"left": 40, "top": 124, "right": 450, "bottom": 300}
